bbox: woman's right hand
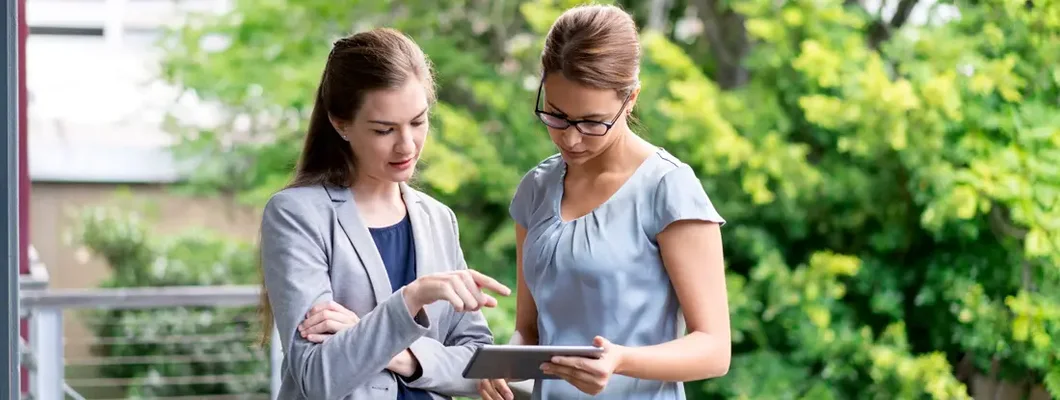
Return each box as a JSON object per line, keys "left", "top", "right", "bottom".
{"left": 478, "top": 379, "right": 516, "bottom": 400}
{"left": 403, "top": 270, "right": 511, "bottom": 314}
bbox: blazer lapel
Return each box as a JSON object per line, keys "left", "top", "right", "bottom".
{"left": 324, "top": 184, "right": 391, "bottom": 305}
{"left": 400, "top": 183, "right": 435, "bottom": 279}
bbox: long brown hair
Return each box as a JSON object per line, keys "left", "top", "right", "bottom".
{"left": 258, "top": 28, "right": 436, "bottom": 345}
{"left": 541, "top": 4, "right": 641, "bottom": 99}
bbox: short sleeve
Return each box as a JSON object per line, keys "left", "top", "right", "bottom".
{"left": 651, "top": 164, "right": 725, "bottom": 236}
{"left": 509, "top": 169, "right": 540, "bottom": 228}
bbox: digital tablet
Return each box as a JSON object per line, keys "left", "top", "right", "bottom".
{"left": 461, "top": 344, "right": 605, "bottom": 380}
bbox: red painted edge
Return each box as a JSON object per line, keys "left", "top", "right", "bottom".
{"left": 18, "top": 0, "right": 30, "bottom": 392}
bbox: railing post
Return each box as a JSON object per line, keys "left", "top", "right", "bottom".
{"left": 29, "top": 307, "right": 62, "bottom": 400}
{"left": 270, "top": 323, "right": 282, "bottom": 400}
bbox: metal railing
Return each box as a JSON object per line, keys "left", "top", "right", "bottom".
{"left": 18, "top": 257, "right": 281, "bottom": 400}
{"left": 17, "top": 248, "right": 533, "bottom": 400}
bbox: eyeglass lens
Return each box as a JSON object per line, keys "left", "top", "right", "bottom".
{"left": 536, "top": 113, "right": 609, "bottom": 135}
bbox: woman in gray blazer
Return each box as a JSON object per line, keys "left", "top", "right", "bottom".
{"left": 258, "top": 28, "right": 511, "bottom": 400}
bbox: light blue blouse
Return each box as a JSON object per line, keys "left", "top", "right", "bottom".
{"left": 510, "top": 149, "right": 725, "bottom": 400}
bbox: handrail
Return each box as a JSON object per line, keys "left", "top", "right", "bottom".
{"left": 19, "top": 285, "right": 261, "bottom": 310}
{"left": 18, "top": 246, "right": 50, "bottom": 292}
{"left": 20, "top": 284, "right": 279, "bottom": 400}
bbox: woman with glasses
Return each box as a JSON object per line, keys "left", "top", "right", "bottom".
{"left": 478, "top": 4, "right": 731, "bottom": 400}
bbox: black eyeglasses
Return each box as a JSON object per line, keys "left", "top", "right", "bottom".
{"left": 533, "top": 76, "right": 633, "bottom": 137}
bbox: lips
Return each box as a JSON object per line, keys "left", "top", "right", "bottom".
{"left": 389, "top": 157, "right": 415, "bottom": 170}
{"left": 562, "top": 149, "right": 588, "bottom": 158}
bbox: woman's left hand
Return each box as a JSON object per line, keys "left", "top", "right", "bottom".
{"left": 540, "top": 336, "right": 624, "bottom": 395}
{"left": 298, "top": 301, "right": 360, "bottom": 343}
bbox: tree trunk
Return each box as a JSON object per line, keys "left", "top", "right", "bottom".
{"left": 970, "top": 371, "right": 1051, "bottom": 400}
{"left": 691, "top": 0, "right": 750, "bottom": 89}
{"left": 646, "top": 0, "right": 672, "bottom": 32}
{"left": 867, "top": 0, "right": 918, "bottom": 49}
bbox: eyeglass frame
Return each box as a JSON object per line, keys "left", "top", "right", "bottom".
{"left": 533, "top": 75, "right": 636, "bottom": 137}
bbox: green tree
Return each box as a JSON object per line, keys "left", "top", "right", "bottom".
{"left": 156, "top": 0, "right": 1060, "bottom": 398}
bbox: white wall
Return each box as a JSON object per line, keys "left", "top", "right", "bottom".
{"left": 26, "top": 0, "right": 226, "bottom": 183}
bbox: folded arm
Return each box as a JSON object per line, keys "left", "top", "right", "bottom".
{"left": 261, "top": 193, "right": 430, "bottom": 399}
{"left": 401, "top": 208, "right": 495, "bottom": 396}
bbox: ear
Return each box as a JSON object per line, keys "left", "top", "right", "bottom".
{"left": 328, "top": 114, "right": 348, "bottom": 141}
{"left": 627, "top": 85, "right": 641, "bottom": 115}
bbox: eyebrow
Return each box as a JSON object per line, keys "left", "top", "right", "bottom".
{"left": 545, "top": 101, "right": 608, "bottom": 120}
{"left": 367, "top": 107, "right": 429, "bottom": 126}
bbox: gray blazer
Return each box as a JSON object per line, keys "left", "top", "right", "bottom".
{"left": 260, "top": 182, "right": 492, "bottom": 400}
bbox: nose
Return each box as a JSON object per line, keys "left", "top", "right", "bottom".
{"left": 395, "top": 128, "right": 415, "bottom": 154}
{"left": 559, "top": 127, "right": 582, "bottom": 148}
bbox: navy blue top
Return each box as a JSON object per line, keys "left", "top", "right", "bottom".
{"left": 369, "top": 214, "right": 432, "bottom": 400}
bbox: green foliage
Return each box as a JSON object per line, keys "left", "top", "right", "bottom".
{"left": 152, "top": 0, "right": 1060, "bottom": 398}
{"left": 71, "top": 202, "right": 267, "bottom": 398}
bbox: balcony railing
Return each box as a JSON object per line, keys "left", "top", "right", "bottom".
{"left": 18, "top": 260, "right": 281, "bottom": 400}
{"left": 18, "top": 249, "right": 533, "bottom": 400}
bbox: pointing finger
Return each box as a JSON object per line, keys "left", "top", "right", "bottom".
{"left": 469, "top": 270, "right": 512, "bottom": 296}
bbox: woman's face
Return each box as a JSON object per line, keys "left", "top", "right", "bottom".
{"left": 332, "top": 78, "right": 430, "bottom": 184}
{"left": 539, "top": 74, "right": 635, "bottom": 165}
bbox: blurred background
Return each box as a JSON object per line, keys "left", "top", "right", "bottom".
{"left": 13, "top": 0, "right": 1059, "bottom": 399}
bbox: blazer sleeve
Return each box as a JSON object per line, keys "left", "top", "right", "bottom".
{"left": 402, "top": 207, "right": 495, "bottom": 396}
{"left": 260, "top": 192, "right": 431, "bottom": 400}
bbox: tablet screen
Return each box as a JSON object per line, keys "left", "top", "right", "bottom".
{"left": 461, "top": 345, "right": 604, "bottom": 380}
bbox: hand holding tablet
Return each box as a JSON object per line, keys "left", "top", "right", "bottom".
{"left": 462, "top": 344, "right": 605, "bottom": 380}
